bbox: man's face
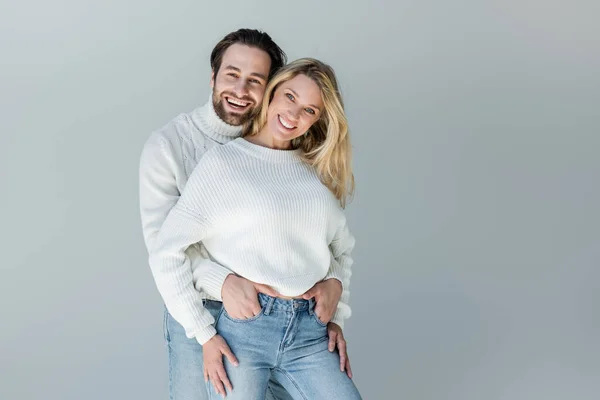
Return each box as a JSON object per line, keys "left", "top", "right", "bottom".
{"left": 211, "top": 44, "right": 272, "bottom": 126}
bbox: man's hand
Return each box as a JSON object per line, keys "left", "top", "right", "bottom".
{"left": 221, "top": 275, "right": 279, "bottom": 319}
{"left": 301, "top": 278, "right": 342, "bottom": 325}
{"left": 203, "top": 334, "right": 238, "bottom": 397}
{"left": 327, "top": 322, "right": 353, "bottom": 378}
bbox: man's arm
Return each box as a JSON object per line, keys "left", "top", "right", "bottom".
{"left": 140, "top": 133, "right": 270, "bottom": 326}
{"left": 140, "top": 133, "right": 222, "bottom": 344}
{"left": 139, "top": 132, "right": 180, "bottom": 253}
{"left": 324, "top": 216, "right": 355, "bottom": 329}
{"left": 149, "top": 190, "right": 218, "bottom": 345}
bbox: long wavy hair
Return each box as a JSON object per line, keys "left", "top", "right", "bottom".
{"left": 243, "top": 58, "right": 354, "bottom": 208}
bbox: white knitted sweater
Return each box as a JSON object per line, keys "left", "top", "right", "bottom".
{"left": 149, "top": 138, "right": 355, "bottom": 344}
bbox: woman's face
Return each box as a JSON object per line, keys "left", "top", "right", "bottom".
{"left": 265, "top": 74, "right": 324, "bottom": 143}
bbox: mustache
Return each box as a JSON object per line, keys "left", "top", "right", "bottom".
{"left": 221, "top": 92, "right": 254, "bottom": 103}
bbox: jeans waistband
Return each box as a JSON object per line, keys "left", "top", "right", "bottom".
{"left": 257, "top": 293, "right": 316, "bottom": 315}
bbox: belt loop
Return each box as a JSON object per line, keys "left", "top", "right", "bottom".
{"left": 264, "top": 295, "right": 275, "bottom": 316}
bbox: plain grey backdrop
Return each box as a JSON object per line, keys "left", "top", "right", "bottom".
{"left": 1, "top": 0, "right": 599, "bottom": 399}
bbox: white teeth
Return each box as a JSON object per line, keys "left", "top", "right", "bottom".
{"left": 227, "top": 98, "right": 249, "bottom": 107}
{"left": 278, "top": 115, "right": 295, "bottom": 129}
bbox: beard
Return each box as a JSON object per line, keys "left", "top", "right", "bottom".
{"left": 212, "top": 90, "right": 256, "bottom": 126}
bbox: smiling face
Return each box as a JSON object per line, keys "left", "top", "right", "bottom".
{"left": 211, "top": 43, "right": 272, "bottom": 126}
{"left": 264, "top": 74, "right": 324, "bottom": 144}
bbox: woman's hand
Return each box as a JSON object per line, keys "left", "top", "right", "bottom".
{"left": 327, "top": 322, "right": 353, "bottom": 378}
{"left": 222, "top": 275, "right": 279, "bottom": 319}
{"left": 203, "top": 334, "right": 239, "bottom": 397}
{"left": 302, "top": 278, "right": 342, "bottom": 324}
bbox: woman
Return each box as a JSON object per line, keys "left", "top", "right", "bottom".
{"left": 150, "top": 58, "right": 361, "bottom": 399}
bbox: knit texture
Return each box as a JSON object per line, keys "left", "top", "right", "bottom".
{"left": 139, "top": 96, "right": 241, "bottom": 343}
{"left": 150, "top": 138, "right": 355, "bottom": 344}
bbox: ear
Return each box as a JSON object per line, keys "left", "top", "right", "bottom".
{"left": 210, "top": 71, "right": 215, "bottom": 89}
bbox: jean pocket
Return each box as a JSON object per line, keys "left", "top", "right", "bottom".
{"left": 222, "top": 306, "right": 265, "bottom": 323}
{"left": 312, "top": 312, "right": 328, "bottom": 327}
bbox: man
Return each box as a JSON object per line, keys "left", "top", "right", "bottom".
{"left": 140, "top": 29, "right": 350, "bottom": 399}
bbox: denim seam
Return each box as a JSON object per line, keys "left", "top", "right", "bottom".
{"left": 267, "top": 383, "right": 277, "bottom": 400}
{"left": 223, "top": 307, "right": 265, "bottom": 323}
{"left": 167, "top": 344, "right": 174, "bottom": 400}
{"left": 163, "top": 309, "right": 171, "bottom": 342}
{"left": 164, "top": 312, "right": 173, "bottom": 400}
{"left": 273, "top": 367, "right": 308, "bottom": 400}
{"left": 275, "top": 312, "right": 294, "bottom": 366}
{"left": 214, "top": 302, "right": 225, "bottom": 326}
{"left": 313, "top": 313, "right": 328, "bottom": 327}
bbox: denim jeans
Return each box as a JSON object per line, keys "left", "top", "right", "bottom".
{"left": 164, "top": 300, "right": 292, "bottom": 400}
{"left": 206, "top": 294, "right": 362, "bottom": 400}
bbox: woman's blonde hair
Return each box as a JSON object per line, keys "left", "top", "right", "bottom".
{"left": 243, "top": 58, "right": 354, "bottom": 208}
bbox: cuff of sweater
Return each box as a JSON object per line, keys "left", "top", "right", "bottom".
{"left": 201, "top": 265, "right": 233, "bottom": 301}
{"left": 195, "top": 325, "right": 217, "bottom": 346}
{"left": 323, "top": 273, "right": 344, "bottom": 288}
{"left": 323, "top": 262, "right": 345, "bottom": 289}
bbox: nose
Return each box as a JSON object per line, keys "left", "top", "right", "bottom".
{"left": 289, "top": 104, "right": 302, "bottom": 121}
{"left": 232, "top": 79, "right": 249, "bottom": 97}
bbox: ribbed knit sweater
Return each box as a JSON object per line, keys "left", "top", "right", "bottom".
{"left": 149, "top": 137, "right": 355, "bottom": 344}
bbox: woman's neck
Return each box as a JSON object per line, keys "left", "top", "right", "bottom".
{"left": 245, "top": 127, "right": 292, "bottom": 150}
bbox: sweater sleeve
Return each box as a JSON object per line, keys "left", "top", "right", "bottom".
{"left": 139, "top": 132, "right": 181, "bottom": 253}
{"left": 189, "top": 248, "right": 234, "bottom": 301}
{"left": 326, "top": 215, "right": 356, "bottom": 330}
{"left": 147, "top": 150, "right": 226, "bottom": 345}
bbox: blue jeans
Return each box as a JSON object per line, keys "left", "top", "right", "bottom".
{"left": 164, "top": 300, "right": 292, "bottom": 400}
{"left": 206, "top": 294, "right": 362, "bottom": 400}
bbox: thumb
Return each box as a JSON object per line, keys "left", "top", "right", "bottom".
{"left": 254, "top": 283, "right": 280, "bottom": 297}
{"left": 302, "top": 287, "right": 317, "bottom": 300}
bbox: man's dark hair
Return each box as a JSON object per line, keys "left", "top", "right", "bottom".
{"left": 210, "top": 29, "right": 287, "bottom": 79}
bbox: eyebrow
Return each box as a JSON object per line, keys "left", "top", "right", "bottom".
{"left": 224, "top": 65, "right": 267, "bottom": 81}
{"left": 288, "top": 88, "right": 321, "bottom": 111}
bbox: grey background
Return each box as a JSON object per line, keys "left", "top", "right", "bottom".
{"left": 1, "top": 0, "right": 598, "bottom": 399}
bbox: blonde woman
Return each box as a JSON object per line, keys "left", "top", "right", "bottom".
{"left": 150, "top": 58, "right": 361, "bottom": 399}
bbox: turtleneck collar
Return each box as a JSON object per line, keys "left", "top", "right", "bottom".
{"left": 190, "top": 93, "right": 243, "bottom": 144}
